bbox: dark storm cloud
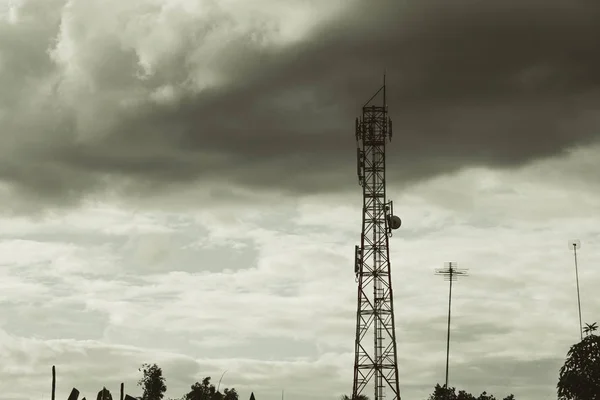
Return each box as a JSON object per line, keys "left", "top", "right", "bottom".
{"left": 3, "top": 0, "right": 600, "bottom": 210}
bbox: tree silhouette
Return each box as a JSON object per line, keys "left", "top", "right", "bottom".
{"left": 183, "top": 377, "right": 216, "bottom": 400}
{"left": 583, "top": 322, "right": 598, "bottom": 337}
{"left": 222, "top": 388, "right": 238, "bottom": 400}
{"left": 96, "top": 388, "right": 113, "bottom": 400}
{"left": 557, "top": 334, "right": 600, "bottom": 400}
{"left": 458, "top": 390, "right": 476, "bottom": 400}
{"left": 476, "top": 392, "right": 496, "bottom": 400}
{"left": 339, "top": 395, "right": 370, "bottom": 400}
{"left": 182, "top": 377, "right": 238, "bottom": 400}
{"left": 427, "top": 384, "right": 456, "bottom": 400}
{"left": 138, "top": 363, "right": 167, "bottom": 400}
{"left": 426, "top": 384, "right": 514, "bottom": 400}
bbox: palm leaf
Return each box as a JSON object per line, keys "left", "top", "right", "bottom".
{"left": 584, "top": 322, "right": 598, "bottom": 336}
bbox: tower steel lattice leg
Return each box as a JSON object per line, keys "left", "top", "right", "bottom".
{"left": 352, "top": 79, "right": 401, "bottom": 400}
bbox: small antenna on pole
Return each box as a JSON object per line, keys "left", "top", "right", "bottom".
{"left": 569, "top": 239, "right": 583, "bottom": 341}
{"left": 435, "top": 262, "right": 468, "bottom": 391}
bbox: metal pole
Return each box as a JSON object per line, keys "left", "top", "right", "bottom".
{"left": 445, "top": 272, "right": 453, "bottom": 389}
{"left": 435, "top": 262, "right": 467, "bottom": 398}
{"left": 574, "top": 245, "right": 583, "bottom": 341}
{"left": 52, "top": 365, "right": 56, "bottom": 400}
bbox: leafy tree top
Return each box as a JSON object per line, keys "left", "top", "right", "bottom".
{"left": 183, "top": 376, "right": 238, "bottom": 400}
{"left": 138, "top": 363, "right": 167, "bottom": 400}
{"left": 426, "top": 384, "right": 514, "bottom": 400}
{"left": 583, "top": 322, "right": 598, "bottom": 337}
{"left": 558, "top": 334, "right": 600, "bottom": 400}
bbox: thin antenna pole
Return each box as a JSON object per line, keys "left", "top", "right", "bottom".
{"left": 573, "top": 244, "right": 583, "bottom": 341}
{"left": 445, "top": 273, "right": 453, "bottom": 388}
{"left": 52, "top": 365, "right": 56, "bottom": 400}
{"left": 435, "top": 262, "right": 468, "bottom": 392}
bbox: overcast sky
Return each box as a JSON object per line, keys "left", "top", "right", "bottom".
{"left": 1, "top": 0, "right": 600, "bottom": 399}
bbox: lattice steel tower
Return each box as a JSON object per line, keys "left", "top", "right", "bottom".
{"left": 352, "top": 76, "right": 402, "bottom": 400}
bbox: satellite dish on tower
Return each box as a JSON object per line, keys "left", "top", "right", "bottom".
{"left": 388, "top": 215, "right": 401, "bottom": 230}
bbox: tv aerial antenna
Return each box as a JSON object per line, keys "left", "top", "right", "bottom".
{"left": 435, "top": 262, "right": 468, "bottom": 390}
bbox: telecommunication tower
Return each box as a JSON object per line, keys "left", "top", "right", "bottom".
{"left": 352, "top": 76, "right": 402, "bottom": 400}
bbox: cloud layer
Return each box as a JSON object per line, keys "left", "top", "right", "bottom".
{"left": 1, "top": 149, "right": 600, "bottom": 399}
{"left": 1, "top": 0, "right": 600, "bottom": 212}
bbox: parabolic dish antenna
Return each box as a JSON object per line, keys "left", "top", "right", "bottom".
{"left": 388, "top": 215, "right": 401, "bottom": 230}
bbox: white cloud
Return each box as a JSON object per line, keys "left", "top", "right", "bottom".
{"left": 2, "top": 149, "right": 600, "bottom": 399}
{"left": 44, "top": 0, "right": 351, "bottom": 126}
